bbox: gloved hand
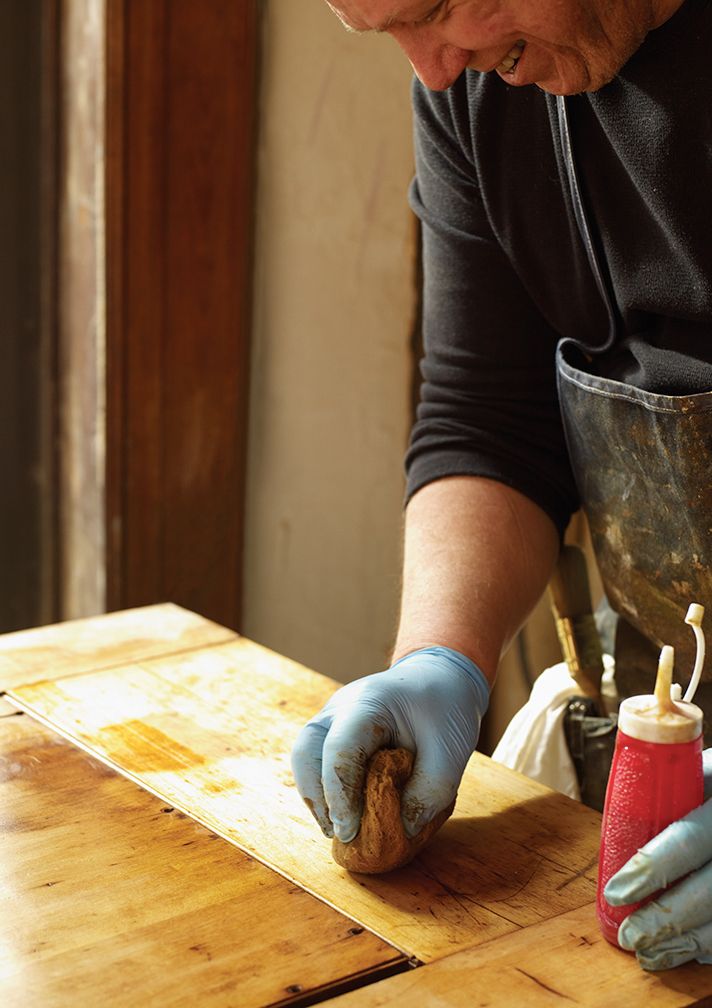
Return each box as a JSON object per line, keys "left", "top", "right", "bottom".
{"left": 604, "top": 748, "right": 712, "bottom": 970}
{"left": 290, "top": 646, "right": 489, "bottom": 842}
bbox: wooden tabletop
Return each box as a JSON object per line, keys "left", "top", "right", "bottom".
{"left": 325, "top": 904, "right": 712, "bottom": 1008}
{"left": 0, "top": 714, "right": 406, "bottom": 1007}
{"left": 1, "top": 604, "right": 711, "bottom": 1006}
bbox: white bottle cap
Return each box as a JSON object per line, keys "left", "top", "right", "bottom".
{"left": 618, "top": 602, "right": 706, "bottom": 743}
{"left": 618, "top": 695, "right": 703, "bottom": 743}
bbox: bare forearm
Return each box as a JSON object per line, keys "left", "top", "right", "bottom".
{"left": 392, "top": 476, "right": 560, "bottom": 685}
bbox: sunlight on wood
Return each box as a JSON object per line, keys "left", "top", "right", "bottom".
{"left": 0, "top": 716, "right": 404, "bottom": 1007}
{"left": 8, "top": 635, "right": 602, "bottom": 962}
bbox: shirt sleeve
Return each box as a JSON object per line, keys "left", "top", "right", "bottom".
{"left": 405, "top": 75, "right": 579, "bottom": 537}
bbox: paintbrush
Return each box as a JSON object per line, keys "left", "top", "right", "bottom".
{"left": 548, "top": 544, "right": 606, "bottom": 714}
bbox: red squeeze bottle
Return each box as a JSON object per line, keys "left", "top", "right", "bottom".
{"left": 597, "top": 614, "right": 705, "bottom": 948}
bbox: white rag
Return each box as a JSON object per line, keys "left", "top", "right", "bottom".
{"left": 491, "top": 657, "right": 616, "bottom": 800}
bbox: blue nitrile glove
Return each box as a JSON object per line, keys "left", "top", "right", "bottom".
{"left": 604, "top": 748, "right": 712, "bottom": 971}
{"left": 290, "top": 646, "right": 489, "bottom": 842}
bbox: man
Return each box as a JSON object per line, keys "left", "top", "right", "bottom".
{"left": 292, "top": 0, "right": 712, "bottom": 971}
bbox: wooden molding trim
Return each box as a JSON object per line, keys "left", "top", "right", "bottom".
{"left": 100, "top": 0, "right": 258, "bottom": 628}
{"left": 57, "top": 0, "right": 108, "bottom": 619}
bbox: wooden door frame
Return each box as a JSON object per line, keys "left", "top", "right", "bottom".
{"left": 58, "top": 0, "right": 259, "bottom": 628}
{"left": 58, "top": 0, "right": 108, "bottom": 619}
{"left": 0, "top": 0, "right": 60, "bottom": 631}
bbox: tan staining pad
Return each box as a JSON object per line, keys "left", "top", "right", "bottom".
{"left": 332, "top": 748, "right": 455, "bottom": 874}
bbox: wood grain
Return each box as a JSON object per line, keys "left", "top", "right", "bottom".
{"left": 0, "top": 603, "right": 235, "bottom": 691}
{"left": 9, "top": 636, "right": 603, "bottom": 962}
{"left": 0, "top": 715, "right": 406, "bottom": 1007}
{"left": 105, "top": 0, "right": 257, "bottom": 629}
{"left": 322, "top": 903, "right": 712, "bottom": 1007}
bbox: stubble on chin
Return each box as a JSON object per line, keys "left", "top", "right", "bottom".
{"left": 585, "top": 3, "right": 653, "bottom": 88}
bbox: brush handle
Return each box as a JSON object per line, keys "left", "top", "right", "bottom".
{"left": 549, "top": 544, "right": 605, "bottom": 710}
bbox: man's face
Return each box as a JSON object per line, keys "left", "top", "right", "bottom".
{"left": 327, "top": 0, "right": 667, "bottom": 95}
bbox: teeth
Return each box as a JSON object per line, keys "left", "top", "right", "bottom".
{"left": 497, "top": 39, "right": 525, "bottom": 74}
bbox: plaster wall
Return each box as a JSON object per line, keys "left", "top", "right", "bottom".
{"left": 244, "top": 1, "right": 417, "bottom": 682}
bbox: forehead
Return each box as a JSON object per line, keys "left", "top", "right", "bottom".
{"left": 327, "top": 0, "right": 435, "bottom": 32}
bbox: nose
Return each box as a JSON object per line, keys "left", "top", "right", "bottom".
{"left": 387, "top": 25, "right": 472, "bottom": 91}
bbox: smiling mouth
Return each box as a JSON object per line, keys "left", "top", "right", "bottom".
{"left": 496, "top": 40, "right": 525, "bottom": 75}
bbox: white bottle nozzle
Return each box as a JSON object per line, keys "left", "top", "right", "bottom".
{"left": 683, "top": 602, "right": 705, "bottom": 704}
{"left": 654, "top": 645, "right": 676, "bottom": 713}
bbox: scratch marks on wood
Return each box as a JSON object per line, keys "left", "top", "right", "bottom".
{"left": 515, "top": 967, "right": 578, "bottom": 1001}
{"left": 556, "top": 854, "right": 599, "bottom": 891}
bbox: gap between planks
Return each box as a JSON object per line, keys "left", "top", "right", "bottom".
{"left": 7, "top": 636, "right": 602, "bottom": 963}
{"left": 264, "top": 956, "right": 419, "bottom": 1008}
{"left": 6, "top": 693, "right": 414, "bottom": 960}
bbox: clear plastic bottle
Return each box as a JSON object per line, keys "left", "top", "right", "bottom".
{"left": 596, "top": 628, "right": 705, "bottom": 947}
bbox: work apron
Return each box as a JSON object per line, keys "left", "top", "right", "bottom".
{"left": 555, "top": 97, "right": 712, "bottom": 739}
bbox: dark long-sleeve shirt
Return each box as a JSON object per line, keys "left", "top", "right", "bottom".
{"left": 405, "top": 0, "right": 712, "bottom": 536}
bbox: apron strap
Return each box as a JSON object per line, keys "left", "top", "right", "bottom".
{"left": 556, "top": 95, "right": 619, "bottom": 355}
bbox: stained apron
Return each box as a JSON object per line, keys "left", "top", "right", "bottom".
{"left": 554, "top": 96, "right": 712, "bottom": 738}
{"left": 557, "top": 342, "right": 712, "bottom": 735}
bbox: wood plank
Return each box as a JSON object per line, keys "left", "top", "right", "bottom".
{"left": 0, "top": 715, "right": 406, "bottom": 1007}
{"left": 321, "top": 904, "right": 712, "bottom": 1007}
{"left": 0, "top": 603, "right": 235, "bottom": 691}
{"left": 8, "top": 636, "right": 602, "bottom": 962}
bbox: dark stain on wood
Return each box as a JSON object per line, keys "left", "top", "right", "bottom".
{"left": 99, "top": 720, "right": 206, "bottom": 772}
